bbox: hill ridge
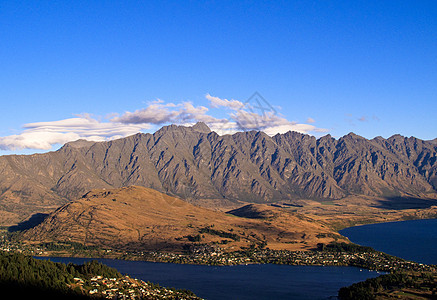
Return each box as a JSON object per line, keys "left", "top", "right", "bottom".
{"left": 21, "top": 185, "right": 339, "bottom": 251}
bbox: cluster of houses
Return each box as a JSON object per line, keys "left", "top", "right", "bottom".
{"left": 72, "top": 275, "right": 200, "bottom": 299}
{"left": 134, "top": 247, "right": 436, "bottom": 273}
{"left": 244, "top": 249, "right": 436, "bottom": 273}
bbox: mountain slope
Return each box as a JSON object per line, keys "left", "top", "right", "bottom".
{"left": 21, "top": 186, "right": 340, "bottom": 251}
{"left": 1, "top": 123, "right": 436, "bottom": 225}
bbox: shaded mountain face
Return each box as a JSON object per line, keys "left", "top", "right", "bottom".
{"left": 21, "top": 186, "right": 340, "bottom": 251}
{"left": 1, "top": 122, "right": 436, "bottom": 224}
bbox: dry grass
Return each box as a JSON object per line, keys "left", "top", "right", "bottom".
{"left": 22, "top": 186, "right": 343, "bottom": 252}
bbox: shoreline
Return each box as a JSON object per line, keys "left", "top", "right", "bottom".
{"left": 23, "top": 244, "right": 436, "bottom": 274}
{"left": 337, "top": 216, "right": 437, "bottom": 231}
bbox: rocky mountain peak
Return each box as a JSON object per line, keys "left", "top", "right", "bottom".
{"left": 388, "top": 134, "right": 406, "bottom": 142}
{"left": 343, "top": 132, "right": 365, "bottom": 140}
{"left": 154, "top": 122, "right": 212, "bottom": 136}
{"left": 63, "top": 139, "right": 96, "bottom": 149}
{"left": 191, "top": 121, "right": 211, "bottom": 133}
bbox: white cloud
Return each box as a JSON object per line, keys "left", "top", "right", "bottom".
{"left": 112, "top": 101, "right": 212, "bottom": 125}
{"left": 0, "top": 94, "right": 330, "bottom": 151}
{"left": 112, "top": 102, "right": 180, "bottom": 124}
{"left": 230, "top": 110, "right": 328, "bottom": 135}
{"left": 0, "top": 116, "right": 147, "bottom": 150}
{"left": 206, "top": 95, "right": 328, "bottom": 135}
{"left": 205, "top": 94, "right": 244, "bottom": 110}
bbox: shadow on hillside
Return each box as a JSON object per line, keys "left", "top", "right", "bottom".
{"left": 373, "top": 196, "right": 437, "bottom": 210}
{"left": 8, "top": 213, "right": 49, "bottom": 232}
{"left": 0, "top": 280, "right": 92, "bottom": 300}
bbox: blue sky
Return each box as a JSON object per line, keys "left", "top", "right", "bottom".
{"left": 1, "top": 1, "right": 436, "bottom": 155}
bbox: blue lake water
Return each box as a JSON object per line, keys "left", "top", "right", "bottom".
{"left": 340, "top": 218, "right": 437, "bottom": 265}
{"left": 36, "top": 257, "right": 381, "bottom": 300}
{"left": 37, "top": 218, "right": 437, "bottom": 299}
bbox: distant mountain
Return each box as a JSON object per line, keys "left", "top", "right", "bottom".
{"left": 22, "top": 186, "right": 340, "bottom": 251}
{"left": 1, "top": 122, "right": 436, "bottom": 225}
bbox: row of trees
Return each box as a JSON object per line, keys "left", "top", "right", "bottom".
{"left": 319, "top": 242, "right": 375, "bottom": 253}
{"left": 199, "top": 227, "right": 241, "bottom": 241}
{"left": 338, "top": 272, "right": 437, "bottom": 299}
{"left": 37, "top": 241, "right": 100, "bottom": 252}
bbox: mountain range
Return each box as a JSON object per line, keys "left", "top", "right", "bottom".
{"left": 1, "top": 122, "right": 436, "bottom": 225}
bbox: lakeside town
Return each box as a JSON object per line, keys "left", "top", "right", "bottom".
{"left": 1, "top": 232, "right": 435, "bottom": 274}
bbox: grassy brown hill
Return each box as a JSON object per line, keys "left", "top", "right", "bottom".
{"left": 1, "top": 122, "right": 437, "bottom": 225}
{"left": 21, "top": 186, "right": 341, "bottom": 252}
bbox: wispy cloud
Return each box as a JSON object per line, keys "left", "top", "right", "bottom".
{"left": 306, "top": 117, "right": 316, "bottom": 123}
{"left": 0, "top": 116, "right": 147, "bottom": 150}
{"left": 111, "top": 100, "right": 210, "bottom": 125}
{"left": 0, "top": 94, "right": 329, "bottom": 151}
{"left": 357, "top": 115, "right": 380, "bottom": 122}
{"left": 205, "top": 95, "right": 328, "bottom": 135}
{"left": 205, "top": 94, "right": 244, "bottom": 110}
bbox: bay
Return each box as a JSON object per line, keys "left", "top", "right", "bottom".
{"left": 340, "top": 218, "right": 437, "bottom": 265}
{"left": 36, "top": 257, "right": 381, "bottom": 300}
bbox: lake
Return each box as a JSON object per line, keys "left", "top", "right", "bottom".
{"left": 38, "top": 218, "right": 437, "bottom": 299}
{"left": 340, "top": 218, "right": 437, "bottom": 265}
{"left": 37, "top": 257, "right": 381, "bottom": 300}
